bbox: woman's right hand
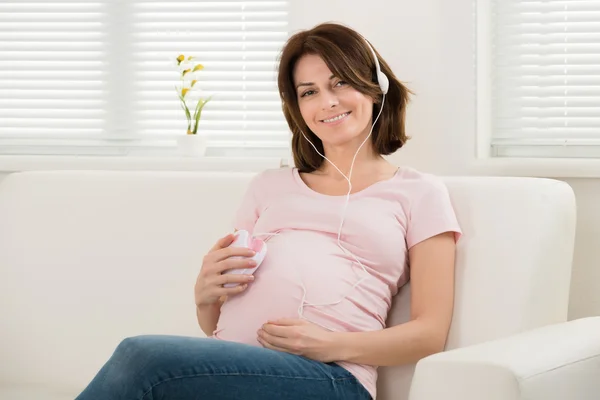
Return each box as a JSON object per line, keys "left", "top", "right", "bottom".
{"left": 194, "top": 232, "right": 258, "bottom": 307}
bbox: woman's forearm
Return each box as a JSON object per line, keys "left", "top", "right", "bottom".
{"left": 333, "top": 319, "right": 447, "bottom": 367}
{"left": 196, "top": 300, "right": 222, "bottom": 337}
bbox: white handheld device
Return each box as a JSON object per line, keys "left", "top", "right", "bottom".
{"left": 223, "top": 229, "right": 267, "bottom": 288}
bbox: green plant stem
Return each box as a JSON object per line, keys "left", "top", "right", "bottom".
{"left": 192, "top": 95, "right": 212, "bottom": 134}
{"left": 176, "top": 87, "right": 191, "bottom": 131}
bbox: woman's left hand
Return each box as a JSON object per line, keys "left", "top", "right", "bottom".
{"left": 257, "top": 318, "right": 340, "bottom": 363}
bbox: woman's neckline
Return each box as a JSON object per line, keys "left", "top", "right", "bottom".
{"left": 292, "top": 166, "right": 402, "bottom": 198}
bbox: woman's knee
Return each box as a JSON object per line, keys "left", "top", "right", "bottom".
{"left": 113, "top": 335, "right": 164, "bottom": 369}
{"left": 75, "top": 336, "right": 161, "bottom": 399}
{"left": 115, "top": 335, "right": 153, "bottom": 354}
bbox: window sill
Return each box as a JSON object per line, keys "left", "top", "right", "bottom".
{"left": 467, "top": 158, "right": 600, "bottom": 179}
{"left": 0, "top": 155, "right": 284, "bottom": 173}
{"left": 3, "top": 155, "right": 598, "bottom": 179}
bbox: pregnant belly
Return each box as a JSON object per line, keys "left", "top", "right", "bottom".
{"left": 213, "top": 238, "right": 304, "bottom": 345}
{"left": 213, "top": 230, "right": 375, "bottom": 344}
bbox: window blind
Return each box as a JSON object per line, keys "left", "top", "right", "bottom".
{"left": 0, "top": 1, "right": 108, "bottom": 154}
{"left": 490, "top": 0, "right": 600, "bottom": 158}
{"left": 0, "top": 1, "right": 291, "bottom": 158}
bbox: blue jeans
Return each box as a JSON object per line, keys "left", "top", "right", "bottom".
{"left": 75, "top": 335, "right": 372, "bottom": 400}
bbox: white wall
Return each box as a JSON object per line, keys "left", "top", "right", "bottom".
{"left": 0, "top": 0, "right": 598, "bottom": 319}
{"left": 566, "top": 179, "right": 600, "bottom": 319}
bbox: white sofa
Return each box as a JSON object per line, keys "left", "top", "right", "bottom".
{"left": 0, "top": 169, "right": 599, "bottom": 400}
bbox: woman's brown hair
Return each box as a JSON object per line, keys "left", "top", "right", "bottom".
{"left": 277, "top": 22, "right": 414, "bottom": 173}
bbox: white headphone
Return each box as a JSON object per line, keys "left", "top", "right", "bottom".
{"left": 363, "top": 36, "right": 389, "bottom": 95}
{"left": 258, "top": 34, "right": 390, "bottom": 329}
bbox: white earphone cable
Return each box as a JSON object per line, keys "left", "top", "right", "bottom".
{"left": 297, "top": 93, "right": 386, "bottom": 318}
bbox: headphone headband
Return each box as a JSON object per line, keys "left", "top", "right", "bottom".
{"left": 360, "top": 35, "right": 389, "bottom": 95}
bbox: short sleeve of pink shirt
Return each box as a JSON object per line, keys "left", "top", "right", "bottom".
{"left": 231, "top": 173, "right": 264, "bottom": 233}
{"left": 406, "top": 175, "right": 462, "bottom": 249}
{"left": 218, "top": 166, "right": 461, "bottom": 400}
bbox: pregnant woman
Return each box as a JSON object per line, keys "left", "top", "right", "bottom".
{"left": 75, "top": 22, "right": 461, "bottom": 400}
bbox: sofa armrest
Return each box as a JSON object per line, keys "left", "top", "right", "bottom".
{"left": 408, "top": 317, "right": 600, "bottom": 400}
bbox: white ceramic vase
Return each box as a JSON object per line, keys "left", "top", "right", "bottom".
{"left": 177, "top": 133, "right": 207, "bottom": 157}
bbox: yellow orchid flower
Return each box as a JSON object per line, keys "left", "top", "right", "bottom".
{"left": 181, "top": 88, "right": 190, "bottom": 97}
{"left": 176, "top": 54, "right": 185, "bottom": 65}
{"left": 191, "top": 79, "right": 198, "bottom": 87}
{"left": 182, "top": 68, "right": 191, "bottom": 77}
{"left": 192, "top": 64, "right": 204, "bottom": 72}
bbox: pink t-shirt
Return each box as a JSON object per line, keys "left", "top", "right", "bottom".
{"left": 213, "top": 166, "right": 461, "bottom": 399}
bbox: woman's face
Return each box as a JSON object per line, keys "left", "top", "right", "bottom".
{"left": 293, "top": 54, "right": 374, "bottom": 149}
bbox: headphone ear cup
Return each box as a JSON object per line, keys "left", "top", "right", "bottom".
{"left": 378, "top": 71, "right": 389, "bottom": 94}
{"left": 360, "top": 34, "right": 389, "bottom": 95}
